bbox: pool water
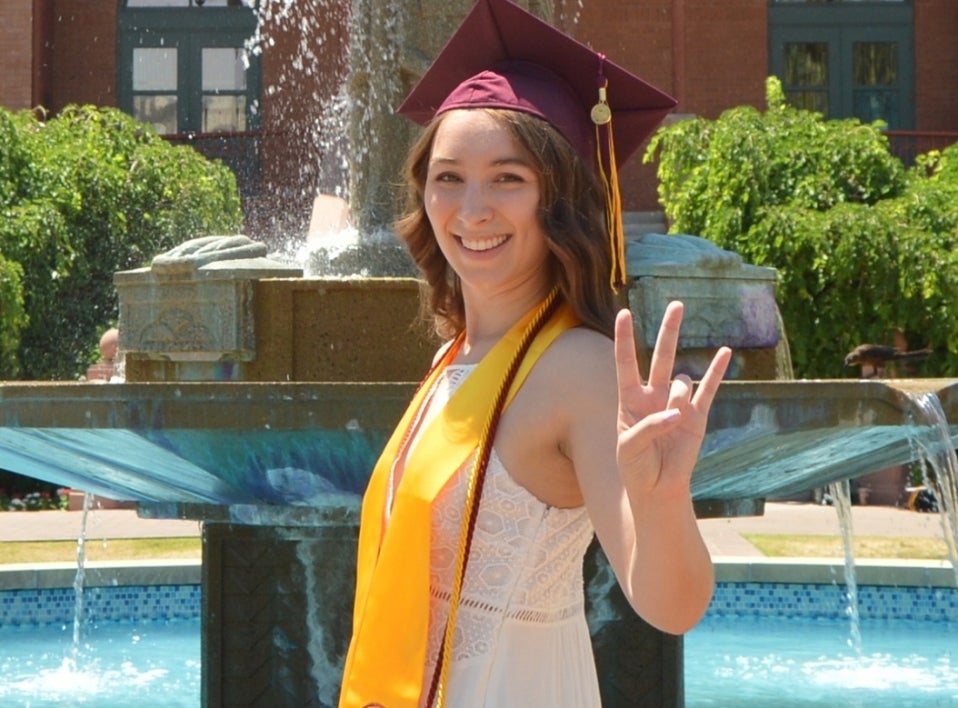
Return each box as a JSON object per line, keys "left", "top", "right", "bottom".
{"left": 686, "top": 615, "right": 958, "bottom": 707}
{"left": 0, "top": 619, "right": 200, "bottom": 707}
{"left": 2, "top": 614, "right": 957, "bottom": 706}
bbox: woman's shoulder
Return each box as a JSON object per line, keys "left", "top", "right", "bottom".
{"left": 553, "top": 324, "right": 614, "bottom": 356}
{"left": 518, "top": 325, "right": 617, "bottom": 442}
{"left": 537, "top": 325, "right": 616, "bottom": 387}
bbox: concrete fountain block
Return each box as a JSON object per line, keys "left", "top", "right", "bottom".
{"left": 627, "top": 233, "right": 780, "bottom": 351}
{"left": 115, "top": 236, "right": 302, "bottom": 366}
{"left": 116, "top": 235, "right": 437, "bottom": 383}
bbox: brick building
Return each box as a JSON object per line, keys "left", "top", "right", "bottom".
{"left": 2, "top": 0, "right": 956, "bottom": 245}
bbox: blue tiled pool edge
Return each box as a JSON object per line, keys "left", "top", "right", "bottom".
{"left": 710, "top": 556, "right": 958, "bottom": 622}
{"left": 0, "top": 560, "right": 201, "bottom": 627}
{"left": 1, "top": 558, "right": 955, "bottom": 626}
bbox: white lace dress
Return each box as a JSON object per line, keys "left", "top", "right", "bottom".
{"left": 401, "top": 365, "right": 601, "bottom": 707}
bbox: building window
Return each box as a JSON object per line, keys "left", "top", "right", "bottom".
{"left": 201, "top": 47, "right": 248, "bottom": 132}
{"left": 118, "top": 1, "right": 260, "bottom": 135}
{"left": 783, "top": 42, "right": 829, "bottom": 114}
{"left": 769, "top": 1, "right": 913, "bottom": 129}
{"left": 131, "top": 47, "right": 179, "bottom": 134}
{"left": 852, "top": 41, "right": 899, "bottom": 126}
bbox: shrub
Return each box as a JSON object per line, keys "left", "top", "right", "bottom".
{"left": 0, "top": 105, "right": 243, "bottom": 380}
{"left": 645, "top": 77, "right": 958, "bottom": 378}
{"left": 0, "top": 254, "right": 25, "bottom": 375}
{"left": 0, "top": 470, "right": 68, "bottom": 511}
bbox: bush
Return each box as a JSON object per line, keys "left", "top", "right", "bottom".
{"left": 0, "top": 254, "right": 25, "bottom": 374}
{"left": 0, "top": 471, "right": 68, "bottom": 511}
{"left": 0, "top": 105, "right": 243, "bottom": 380}
{"left": 645, "top": 78, "right": 958, "bottom": 378}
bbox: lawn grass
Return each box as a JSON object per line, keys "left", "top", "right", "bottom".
{"left": 0, "top": 537, "right": 201, "bottom": 564}
{"left": 743, "top": 533, "right": 951, "bottom": 561}
{"left": 0, "top": 534, "right": 949, "bottom": 565}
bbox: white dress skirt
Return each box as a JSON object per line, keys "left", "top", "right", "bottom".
{"left": 405, "top": 365, "right": 601, "bottom": 708}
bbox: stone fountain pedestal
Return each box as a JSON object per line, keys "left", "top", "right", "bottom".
{"left": 109, "top": 232, "right": 788, "bottom": 706}
{"left": 114, "top": 237, "right": 430, "bottom": 705}
{"left": 200, "top": 508, "right": 358, "bottom": 707}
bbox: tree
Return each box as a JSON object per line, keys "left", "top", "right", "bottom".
{"left": 645, "top": 77, "right": 958, "bottom": 378}
{"left": 0, "top": 105, "right": 244, "bottom": 380}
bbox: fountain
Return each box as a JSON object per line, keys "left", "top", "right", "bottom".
{"left": 2, "top": 2, "right": 957, "bottom": 705}
{"left": 1, "top": 231, "right": 956, "bottom": 706}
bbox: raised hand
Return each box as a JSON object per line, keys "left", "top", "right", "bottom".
{"left": 613, "top": 302, "right": 731, "bottom": 500}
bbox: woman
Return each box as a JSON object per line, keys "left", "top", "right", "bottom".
{"left": 339, "top": 1, "right": 731, "bottom": 706}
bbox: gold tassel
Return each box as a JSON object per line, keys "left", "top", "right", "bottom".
{"left": 591, "top": 69, "right": 627, "bottom": 290}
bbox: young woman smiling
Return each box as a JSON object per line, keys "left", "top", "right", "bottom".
{"left": 339, "top": 2, "right": 732, "bottom": 706}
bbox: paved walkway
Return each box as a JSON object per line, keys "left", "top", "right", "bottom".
{"left": 0, "top": 505, "right": 201, "bottom": 543}
{"left": 0, "top": 500, "right": 948, "bottom": 557}
{"left": 697, "top": 501, "right": 946, "bottom": 556}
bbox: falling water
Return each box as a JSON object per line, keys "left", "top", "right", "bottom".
{"left": 905, "top": 392, "right": 958, "bottom": 587}
{"left": 249, "top": 0, "right": 352, "bottom": 200}
{"left": 242, "top": 0, "right": 406, "bottom": 272}
{"left": 296, "top": 540, "right": 340, "bottom": 705}
{"left": 825, "top": 479, "right": 862, "bottom": 654}
{"left": 240, "top": 0, "right": 592, "bottom": 273}
{"left": 822, "top": 389, "right": 958, "bottom": 653}
{"left": 70, "top": 490, "right": 94, "bottom": 665}
{"left": 243, "top": 0, "right": 352, "bottom": 251}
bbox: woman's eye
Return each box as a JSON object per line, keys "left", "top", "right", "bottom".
{"left": 495, "top": 172, "right": 525, "bottom": 183}
{"left": 433, "top": 171, "right": 461, "bottom": 183}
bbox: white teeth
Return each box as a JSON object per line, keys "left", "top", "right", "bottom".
{"left": 460, "top": 234, "right": 508, "bottom": 252}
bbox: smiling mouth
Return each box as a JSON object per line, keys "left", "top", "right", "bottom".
{"left": 458, "top": 234, "right": 510, "bottom": 252}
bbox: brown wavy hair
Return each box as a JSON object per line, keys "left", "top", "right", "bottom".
{"left": 395, "top": 108, "right": 619, "bottom": 340}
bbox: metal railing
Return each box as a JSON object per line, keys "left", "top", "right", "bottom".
{"left": 885, "top": 130, "right": 958, "bottom": 166}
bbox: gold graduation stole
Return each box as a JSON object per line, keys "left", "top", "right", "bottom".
{"left": 339, "top": 292, "right": 579, "bottom": 708}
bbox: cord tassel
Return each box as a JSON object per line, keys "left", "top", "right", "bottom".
{"left": 428, "top": 288, "right": 562, "bottom": 708}
{"left": 591, "top": 58, "right": 627, "bottom": 290}
{"left": 598, "top": 120, "right": 626, "bottom": 289}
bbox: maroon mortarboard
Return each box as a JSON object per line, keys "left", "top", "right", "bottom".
{"left": 396, "top": 0, "right": 676, "bottom": 288}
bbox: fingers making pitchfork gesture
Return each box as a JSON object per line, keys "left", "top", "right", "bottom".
{"left": 614, "top": 302, "right": 732, "bottom": 500}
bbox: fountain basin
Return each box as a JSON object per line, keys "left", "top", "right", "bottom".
{"left": 1, "top": 378, "right": 955, "bottom": 512}
{"left": 698, "top": 378, "right": 958, "bottom": 505}
{"left": 3, "top": 378, "right": 956, "bottom": 706}
{"left": 0, "top": 382, "right": 410, "bottom": 508}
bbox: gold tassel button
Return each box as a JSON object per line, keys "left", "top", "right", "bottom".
{"left": 591, "top": 85, "right": 612, "bottom": 125}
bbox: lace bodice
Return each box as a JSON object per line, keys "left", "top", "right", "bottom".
{"left": 408, "top": 366, "right": 596, "bottom": 674}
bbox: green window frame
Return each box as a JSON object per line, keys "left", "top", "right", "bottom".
{"left": 117, "top": 1, "right": 261, "bottom": 136}
{"left": 768, "top": 1, "right": 914, "bottom": 130}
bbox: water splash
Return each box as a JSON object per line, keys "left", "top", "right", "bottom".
{"left": 905, "top": 392, "right": 958, "bottom": 587}
{"left": 244, "top": 0, "right": 352, "bottom": 247}
{"left": 557, "top": 0, "right": 585, "bottom": 28}
{"left": 0, "top": 623, "right": 197, "bottom": 705}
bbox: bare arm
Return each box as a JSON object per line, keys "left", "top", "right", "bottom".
{"left": 571, "top": 302, "right": 731, "bottom": 634}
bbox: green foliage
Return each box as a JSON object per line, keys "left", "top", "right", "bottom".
{"left": 0, "top": 105, "right": 243, "bottom": 379}
{"left": 645, "top": 77, "right": 958, "bottom": 378}
{"left": 0, "top": 470, "right": 68, "bottom": 511}
{"left": 0, "top": 254, "right": 26, "bottom": 376}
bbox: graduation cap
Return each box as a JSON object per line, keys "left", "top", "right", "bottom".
{"left": 397, "top": 0, "right": 677, "bottom": 288}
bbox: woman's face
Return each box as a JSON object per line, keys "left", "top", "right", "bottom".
{"left": 423, "top": 110, "right": 551, "bottom": 298}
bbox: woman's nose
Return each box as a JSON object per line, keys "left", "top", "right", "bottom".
{"left": 456, "top": 183, "right": 493, "bottom": 224}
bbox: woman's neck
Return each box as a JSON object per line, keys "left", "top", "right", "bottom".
{"left": 455, "top": 281, "right": 556, "bottom": 364}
